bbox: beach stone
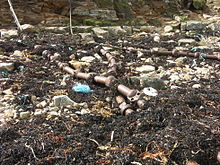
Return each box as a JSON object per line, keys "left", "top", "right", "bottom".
{"left": 136, "top": 65, "right": 155, "bottom": 73}
{"left": 20, "top": 24, "right": 36, "bottom": 32}
{"left": 20, "top": 111, "right": 31, "bottom": 119}
{"left": 181, "top": 21, "right": 208, "bottom": 31}
{"left": 53, "top": 95, "right": 76, "bottom": 107}
{"left": 92, "top": 27, "right": 109, "bottom": 38}
{"left": 80, "top": 56, "right": 96, "bottom": 63}
{"left": 0, "top": 62, "right": 14, "bottom": 72}
{"left": 0, "top": 29, "right": 18, "bottom": 38}
{"left": 178, "top": 39, "right": 196, "bottom": 45}
{"left": 140, "top": 76, "right": 166, "bottom": 90}
{"left": 175, "top": 57, "right": 187, "bottom": 65}
{"left": 164, "top": 25, "right": 173, "bottom": 33}
{"left": 79, "top": 33, "right": 95, "bottom": 43}
{"left": 106, "top": 26, "right": 127, "bottom": 35}
{"left": 192, "top": 84, "right": 201, "bottom": 88}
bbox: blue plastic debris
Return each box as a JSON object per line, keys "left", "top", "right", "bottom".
{"left": 72, "top": 83, "right": 93, "bottom": 93}
{"left": 191, "top": 47, "right": 201, "bottom": 52}
{"left": 1, "top": 72, "right": 9, "bottom": 76}
{"left": 18, "top": 65, "right": 25, "bottom": 71}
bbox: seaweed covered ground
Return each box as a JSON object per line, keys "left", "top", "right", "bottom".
{"left": 0, "top": 27, "right": 220, "bottom": 165}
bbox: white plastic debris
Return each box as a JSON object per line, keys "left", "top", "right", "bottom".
{"left": 143, "top": 87, "right": 158, "bottom": 96}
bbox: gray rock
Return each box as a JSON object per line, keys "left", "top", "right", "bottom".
{"left": 0, "top": 29, "right": 18, "bottom": 38}
{"left": 92, "top": 27, "right": 109, "bottom": 38}
{"left": 178, "top": 38, "right": 196, "bottom": 45}
{"left": 53, "top": 95, "right": 76, "bottom": 107}
{"left": 129, "top": 76, "right": 140, "bottom": 85}
{"left": 72, "top": 8, "right": 118, "bottom": 21}
{"left": 136, "top": 65, "right": 155, "bottom": 73}
{"left": 106, "top": 26, "right": 127, "bottom": 35}
{"left": 207, "top": 22, "right": 220, "bottom": 32}
{"left": 192, "top": 84, "right": 201, "bottom": 88}
{"left": 75, "top": 109, "right": 90, "bottom": 115}
{"left": 80, "top": 56, "right": 96, "bottom": 63}
{"left": 48, "top": 111, "right": 59, "bottom": 116}
{"left": 181, "top": 21, "right": 209, "bottom": 31}
{"left": 164, "top": 25, "right": 173, "bottom": 33}
{"left": 140, "top": 76, "right": 166, "bottom": 90}
{"left": 79, "top": 33, "right": 95, "bottom": 43}
{"left": 12, "top": 50, "right": 23, "bottom": 57}
{"left": 20, "top": 24, "right": 36, "bottom": 32}
{"left": 72, "top": 26, "right": 93, "bottom": 33}
{"left": 0, "top": 62, "right": 14, "bottom": 72}
{"left": 89, "top": 9, "right": 118, "bottom": 21}
{"left": 122, "top": 26, "right": 133, "bottom": 34}
{"left": 175, "top": 57, "right": 187, "bottom": 65}
{"left": 20, "top": 111, "right": 31, "bottom": 119}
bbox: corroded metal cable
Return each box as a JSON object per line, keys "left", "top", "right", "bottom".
{"left": 126, "top": 47, "right": 220, "bottom": 60}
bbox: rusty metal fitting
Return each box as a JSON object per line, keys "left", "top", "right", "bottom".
{"left": 119, "top": 102, "right": 132, "bottom": 112}
{"left": 109, "top": 58, "right": 116, "bottom": 66}
{"left": 194, "top": 52, "right": 200, "bottom": 58}
{"left": 117, "top": 84, "right": 137, "bottom": 98}
{"left": 172, "top": 49, "right": 178, "bottom": 56}
{"left": 75, "top": 72, "right": 95, "bottom": 80}
{"left": 185, "top": 161, "right": 199, "bottom": 165}
{"left": 50, "top": 52, "right": 61, "bottom": 61}
{"left": 63, "top": 66, "right": 76, "bottom": 76}
{"left": 94, "top": 76, "right": 116, "bottom": 87}
{"left": 106, "top": 52, "right": 113, "bottom": 60}
{"left": 105, "top": 76, "right": 116, "bottom": 87}
{"left": 119, "top": 103, "right": 134, "bottom": 115}
{"left": 42, "top": 50, "right": 52, "bottom": 58}
{"left": 137, "top": 99, "right": 146, "bottom": 108}
{"left": 94, "top": 76, "right": 107, "bottom": 84}
{"left": 217, "top": 151, "right": 220, "bottom": 163}
{"left": 158, "top": 50, "right": 171, "bottom": 56}
{"left": 150, "top": 49, "right": 158, "bottom": 55}
{"left": 108, "top": 67, "right": 117, "bottom": 73}
{"left": 57, "top": 62, "right": 68, "bottom": 70}
{"left": 100, "top": 49, "right": 108, "bottom": 56}
{"left": 128, "top": 91, "right": 142, "bottom": 102}
{"left": 179, "top": 51, "right": 189, "bottom": 56}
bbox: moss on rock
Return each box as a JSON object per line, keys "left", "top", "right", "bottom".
{"left": 84, "top": 18, "right": 117, "bottom": 26}
{"left": 93, "top": 0, "right": 113, "bottom": 9}
{"left": 193, "top": 0, "right": 206, "bottom": 9}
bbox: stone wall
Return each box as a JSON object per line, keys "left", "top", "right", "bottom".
{"left": 0, "top": 0, "right": 213, "bottom": 26}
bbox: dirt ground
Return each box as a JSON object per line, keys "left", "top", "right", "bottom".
{"left": 0, "top": 30, "right": 220, "bottom": 165}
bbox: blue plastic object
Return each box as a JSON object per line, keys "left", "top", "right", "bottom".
{"left": 72, "top": 83, "right": 93, "bottom": 93}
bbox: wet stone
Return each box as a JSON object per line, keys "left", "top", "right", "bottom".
{"left": 53, "top": 95, "right": 76, "bottom": 107}
{"left": 136, "top": 65, "right": 155, "bottom": 73}
{"left": 20, "top": 111, "right": 31, "bottom": 119}
{"left": 0, "top": 62, "right": 14, "bottom": 72}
